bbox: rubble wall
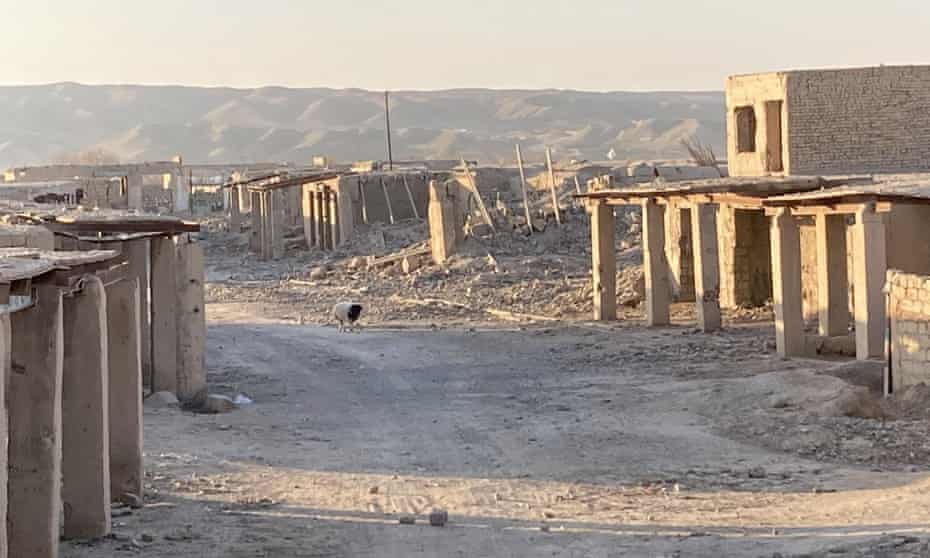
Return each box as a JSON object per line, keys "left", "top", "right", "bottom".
{"left": 888, "top": 270, "right": 930, "bottom": 391}
{"left": 717, "top": 206, "right": 771, "bottom": 308}
{"left": 786, "top": 66, "right": 930, "bottom": 175}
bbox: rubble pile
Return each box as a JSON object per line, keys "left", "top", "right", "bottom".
{"left": 203, "top": 206, "right": 647, "bottom": 326}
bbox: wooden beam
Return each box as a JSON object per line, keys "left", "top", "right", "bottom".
{"left": 545, "top": 147, "right": 561, "bottom": 225}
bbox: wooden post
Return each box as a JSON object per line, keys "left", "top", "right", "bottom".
{"left": 691, "top": 203, "right": 722, "bottom": 332}
{"left": 176, "top": 238, "right": 207, "bottom": 403}
{"left": 381, "top": 178, "right": 396, "bottom": 224}
{"left": 150, "top": 236, "right": 178, "bottom": 393}
{"left": 591, "top": 201, "right": 617, "bottom": 320}
{"left": 643, "top": 199, "right": 671, "bottom": 326}
{"left": 771, "top": 208, "right": 805, "bottom": 357}
{"left": 459, "top": 158, "right": 495, "bottom": 231}
{"left": 106, "top": 277, "right": 143, "bottom": 501}
{"left": 62, "top": 275, "right": 111, "bottom": 540}
{"left": 358, "top": 179, "right": 369, "bottom": 224}
{"left": 515, "top": 144, "right": 533, "bottom": 234}
{"left": 816, "top": 213, "right": 849, "bottom": 337}
{"left": 402, "top": 174, "right": 420, "bottom": 219}
{"left": 545, "top": 147, "right": 561, "bottom": 224}
{"left": 9, "top": 285, "right": 63, "bottom": 558}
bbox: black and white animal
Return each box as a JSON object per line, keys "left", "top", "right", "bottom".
{"left": 333, "top": 302, "right": 363, "bottom": 333}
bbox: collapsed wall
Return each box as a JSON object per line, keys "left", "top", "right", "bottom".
{"left": 888, "top": 270, "right": 930, "bottom": 393}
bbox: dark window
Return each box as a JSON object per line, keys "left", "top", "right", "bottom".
{"left": 735, "top": 106, "right": 756, "bottom": 153}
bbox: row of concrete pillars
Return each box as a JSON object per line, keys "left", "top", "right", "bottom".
{"left": 2, "top": 274, "right": 139, "bottom": 557}
{"left": 302, "top": 186, "right": 341, "bottom": 251}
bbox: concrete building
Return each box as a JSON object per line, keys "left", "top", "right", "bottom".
{"left": 727, "top": 65, "right": 930, "bottom": 177}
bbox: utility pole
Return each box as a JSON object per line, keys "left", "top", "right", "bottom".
{"left": 384, "top": 91, "right": 393, "bottom": 171}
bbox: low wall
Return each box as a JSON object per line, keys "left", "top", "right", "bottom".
{"left": 888, "top": 269, "right": 930, "bottom": 392}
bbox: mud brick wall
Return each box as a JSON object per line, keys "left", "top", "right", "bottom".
{"left": 786, "top": 66, "right": 930, "bottom": 175}
{"left": 888, "top": 270, "right": 930, "bottom": 391}
{"left": 717, "top": 205, "right": 771, "bottom": 308}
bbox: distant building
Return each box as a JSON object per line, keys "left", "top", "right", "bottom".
{"left": 726, "top": 65, "right": 930, "bottom": 177}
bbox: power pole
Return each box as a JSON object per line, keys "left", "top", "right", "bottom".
{"left": 384, "top": 91, "right": 393, "bottom": 171}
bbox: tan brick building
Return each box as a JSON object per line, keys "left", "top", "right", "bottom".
{"left": 726, "top": 65, "right": 930, "bottom": 177}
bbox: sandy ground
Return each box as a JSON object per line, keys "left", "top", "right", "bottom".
{"left": 59, "top": 300, "right": 930, "bottom": 557}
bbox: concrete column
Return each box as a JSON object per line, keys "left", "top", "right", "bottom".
{"left": 328, "top": 189, "right": 340, "bottom": 248}
{"left": 816, "top": 213, "right": 849, "bottom": 337}
{"left": 249, "top": 191, "right": 262, "bottom": 253}
{"left": 62, "top": 275, "right": 111, "bottom": 539}
{"left": 852, "top": 205, "right": 887, "bottom": 359}
{"left": 9, "top": 285, "right": 64, "bottom": 558}
{"left": 228, "top": 186, "right": 242, "bottom": 231}
{"left": 272, "top": 189, "right": 286, "bottom": 259}
{"left": 428, "top": 181, "right": 459, "bottom": 265}
{"left": 176, "top": 239, "right": 207, "bottom": 404}
{"left": 124, "top": 239, "right": 152, "bottom": 388}
{"left": 313, "top": 189, "right": 325, "bottom": 249}
{"left": 173, "top": 171, "right": 190, "bottom": 213}
{"left": 302, "top": 185, "right": 315, "bottom": 249}
{"left": 770, "top": 208, "right": 804, "bottom": 357}
{"left": 338, "top": 185, "right": 354, "bottom": 245}
{"left": 258, "top": 192, "right": 272, "bottom": 260}
{"left": 150, "top": 236, "right": 178, "bottom": 393}
{"left": 126, "top": 173, "right": 144, "bottom": 211}
{"left": 320, "top": 190, "right": 332, "bottom": 251}
{"left": 691, "top": 203, "right": 722, "bottom": 332}
{"left": 642, "top": 199, "right": 670, "bottom": 326}
{"left": 590, "top": 201, "right": 617, "bottom": 321}
{"left": 0, "top": 312, "right": 10, "bottom": 558}
{"left": 106, "top": 277, "right": 143, "bottom": 501}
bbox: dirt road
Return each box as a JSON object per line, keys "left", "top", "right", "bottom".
{"left": 64, "top": 304, "right": 930, "bottom": 557}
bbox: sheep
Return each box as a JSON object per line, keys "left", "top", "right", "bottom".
{"left": 333, "top": 302, "right": 363, "bottom": 333}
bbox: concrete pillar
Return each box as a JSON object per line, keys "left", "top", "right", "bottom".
{"left": 62, "top": 275, "right": 111, "bottom": 539}
{"left": 258, "top": 192, "right": 272, "bottom": 260}
{"left": 338, "top": 185, "right": 354, "bottom": 245}
{"left": 852, "top": 205, "right": 887, "bottom": 360}
{"left": 106, "top": 277, "right": 143, "bottom": 501}
{"left": 590, "top": 201, "right": 617, "bottom": 321}
{"left": 313, "top": 189, "right": 325, "bottom": 249}
{"left": 127, "top": 173, "right": 144, "bottom": 211}
{"left": 272, "top": 189, "right": 286, "bottom": 259}
{"left": 176, "top": 239, "right": 207, "bottom": 403}
{"left": 428, "top": 181, "right": 458, "bottom": 265}
{"left": 770, "top": 208, "right": 804, "bottom": 357}
{"left": 124, "top": 239, "right": 152, "bottom": 388}
{"left": 150, "top": 236, "right": 178, "bottom": 393}
{"left": 9, "top": 285, "right": 63, "bottom": 558}
{"left": 320, "top": 190, "right": 332, "bottom": 251}
{"left": 302, "top": 185, "right": 315, "bottom": 249}
{"left": 816, "top": 213, "right": 849, "bottom": 337}
{"left": 228, "top": 186, "right": 242, "bottom": 231}
{"left": 173, "top": 171, "right": 189, "bottom": 213}
{"left": 0, "top": 312, "right": 10, "bottom": 558}
{"left": 642, "top": 199, "right": 670, "bottom": 326}
{"left": 249, "top": 191, "right": 262, "bottom": 253}
{"left": 328, "top": 189, "right": 340, "bottom": 248}
{"left": 691, "top": 203, "right": 722, "bottom": 332}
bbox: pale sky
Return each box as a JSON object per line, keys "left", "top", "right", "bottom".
{"left": 3, "top": 0, "right": 929, "bottom": 91}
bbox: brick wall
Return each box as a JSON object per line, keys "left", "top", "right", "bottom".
{"left": 888, "top": 270, "right": 930, "bottom": 391}
{"left": 717, "top": 205, "right": 771, "bottom": 308}
{"left": 787, "top": 66, "right": 930, "bottom": 175}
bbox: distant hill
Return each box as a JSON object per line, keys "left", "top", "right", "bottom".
{"left": 0, "top": 83, "right": 725, "bottom": 168}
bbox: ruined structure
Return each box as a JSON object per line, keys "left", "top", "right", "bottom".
{"left": 887, "top": 269, "right": 930, "bottom": 394}
{"left": 727, "top": 65, "right": 930, "bottom": 177}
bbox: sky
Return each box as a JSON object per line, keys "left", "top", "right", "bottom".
{"left": 2, "top": 0, "right": 929, "bottom": 91}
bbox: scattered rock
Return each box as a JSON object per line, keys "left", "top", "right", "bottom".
{"left": 369, "top": 486, "right": 379, "bottom": 495}
{"left": 145, "top": 391, "right": 180, "bottom": 409}
{"left": 398, "top": 515, "right": 416, "bottom": 525}
{"left": 202, "top": 394, "right": 238, "bottom": 414}
{"left": 769, "top": 394, "right": 791, "bottom": 409}
{"left": 428, "top": 508, "right": 448, "bottom": 527}
{"left": 140, "top": 533, "right": 155, "bottom": 543}
{"left": 309, "top": 267, "right": 327, "bottom": 280}
{"left": 120, "top": 492, "right": 144, "bottom": 509}
{"left": 748, "top": 466, "right": 767, "bottom": 479}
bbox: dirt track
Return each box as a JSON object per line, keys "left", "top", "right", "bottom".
{"left": 64, "top": 303, "right": 930, "bottom": 558}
